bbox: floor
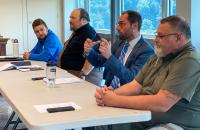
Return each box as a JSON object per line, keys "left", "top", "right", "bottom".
{"left": 0, "top": 96, "right": 27, "bottom": 130}
{"left": 0, "top": 96, "right": 10, "bottom": 129}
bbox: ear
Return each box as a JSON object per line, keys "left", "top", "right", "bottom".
{"left": 131, "top": 22, "right": 138, "bottom": 30}
{"left": 176, "top": 33, "right": 182, "bottom": 41}
{"left": 81, "top": 18, "right": 87, "bottom": 25}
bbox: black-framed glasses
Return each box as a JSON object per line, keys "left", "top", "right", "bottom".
{"left": 154, "top": 32, "right": 178, "bottom": 39}
{"left": 117, "top": 21, "right": 129, "bottom": 27}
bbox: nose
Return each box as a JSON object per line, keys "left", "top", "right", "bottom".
{"left": 153, "top": 38, "right": 160, "bottom": 46}
{"left": 116, "top": 25, "right": 121, "bottom": 32}
{"left": 69, "top": 18, "right": 72, "bottom": 23}
{"left": 38, "top": 30, "right": 43, "bottom": 36}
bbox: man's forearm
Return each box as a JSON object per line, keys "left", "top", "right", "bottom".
{"left": 114, "top": 79, "right": 142, "bottom": 96}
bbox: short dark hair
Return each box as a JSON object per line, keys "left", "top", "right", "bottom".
{"left": 161, "top": 16, "right": 191, "bottom": 40}
{"left": 122, "top": 10, "right": 142, "bottom": 31}
{"left": 78, "top": 8, "right": 90, "bottom": 22}
{"left": 32, "top": 18, "right": 48, "bottom": 29}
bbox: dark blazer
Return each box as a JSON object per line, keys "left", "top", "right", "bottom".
{"left": 87, "top": 36, "right": 154, "bottom": 87}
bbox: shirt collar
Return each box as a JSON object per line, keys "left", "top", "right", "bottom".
{"left": 128, "top": 34, "right": 141, "bottom": 48}
{"left": 162, "top": 41, "right": 192, "bottom": 61}
{"left": 74, "top": 23, "right": 90, "bottom": 33}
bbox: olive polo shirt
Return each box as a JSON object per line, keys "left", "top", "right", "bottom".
{"left": 135, "top": 42, "right": 200, "bottom": 130}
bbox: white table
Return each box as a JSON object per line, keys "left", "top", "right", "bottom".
{"left": 0, "top": 61, "right": 151, "bottom": 130}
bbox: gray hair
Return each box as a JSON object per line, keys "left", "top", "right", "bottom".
{"left": 161, "top": 16, "right": 191, "bottom": 40}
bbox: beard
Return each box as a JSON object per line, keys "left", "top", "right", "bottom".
{"left": 37, "top": 34, "right": 46, "bottom": 40}
{"left": 69, "top": 22, "right": 76, "bottom": 31}
{"left": 154, "top": 45, "right": 165, "bottom": 57}
{"left": 70, "top": 25, "right": 75, "bottom": 31}
{"left": 118, "top": 32, "right": 128, "bottom": 41}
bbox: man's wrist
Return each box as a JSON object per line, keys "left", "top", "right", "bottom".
{"left": 80, "top": 70, "right": 87, "bottom": 77}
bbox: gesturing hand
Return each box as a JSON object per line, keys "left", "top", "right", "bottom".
{"left": 84, "top": 38, "right": 101, "bottom": 53}
{"left": 99, "top": 38, "right": 112, "bottom": 59}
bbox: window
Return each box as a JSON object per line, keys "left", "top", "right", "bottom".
{"left": 77, "top": 0, "right": 176, "bottom": 36}
{"left": 122, "top": 0, "right": 176, "bottom": 35}
{"left": 77, "top": 0, "right": 84, "bottom": 8}
{"left": 88, "top": 0, "right": 111, "bottom": 30}
{"left": 171, "top": 0, "right": 176, "bottom": 15}
{"left": 78, "top": 0, "right": 111, "bottom": 31}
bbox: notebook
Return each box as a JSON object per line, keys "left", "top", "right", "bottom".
{"left": 0, "top": 61, "right": 43, "bottom": 71}
{"left": 0, "top": 56, "right": 24, "bottom": 62}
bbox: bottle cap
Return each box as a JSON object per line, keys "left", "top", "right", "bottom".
{"left": 46, "top": 61, "right": 55, "bottom": 66}
{"left": 13, "top": 39, "right": 18, "bottom": 43}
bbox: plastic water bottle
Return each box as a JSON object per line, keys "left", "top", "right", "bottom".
{"left": 12, "top": 39, "right": 19, "bottom": 57}
{"left": 46, "top": 61, "right": 56, "bottom": 88}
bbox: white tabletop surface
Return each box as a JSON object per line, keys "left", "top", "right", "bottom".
{"left": 0, "top": 61, "right": 151, "bottom": 130}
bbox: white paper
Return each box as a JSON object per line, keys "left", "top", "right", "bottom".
{"left": 0, "top": 63, "right": 15, "bottom": 71}
{"left": 17, "top": 65, "right": 42, "bottom": 69}
{"left": 0, "top": 63, "right": 43, "bottom": 72}
{"left": 43, "top": 77, "right": 83, "bottom": 84}
{"left": 34, "top": 102, "right": 82, "bottom": 113}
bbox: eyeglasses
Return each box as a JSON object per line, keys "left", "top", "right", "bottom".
{"left": 117, "top": 21, "right": 129, "bottom": 27}
{"left": 154, "top": 32, "right": 178, "bottom": 39}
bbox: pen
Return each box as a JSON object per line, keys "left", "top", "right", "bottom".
{"left": 32, "top": 77, "right": 46, "bottom": 80}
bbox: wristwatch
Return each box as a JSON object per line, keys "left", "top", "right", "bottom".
{"left": 80, "top": 71, "right": 87, "bottom": 79}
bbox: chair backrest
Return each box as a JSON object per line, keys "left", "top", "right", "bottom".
{"left": 97, "top": 33, "right": 111, "bottom": 41}
{"left": 144, "top": 38, "right": 154, "bottom": 47}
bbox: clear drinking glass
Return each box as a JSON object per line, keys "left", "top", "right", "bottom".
{"left": 46, "top": 62, "right": 56, "bottom": 88}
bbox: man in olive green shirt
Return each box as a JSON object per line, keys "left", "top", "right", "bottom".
{"left": 95, "top": 16, "right": 200, "bottom": 130}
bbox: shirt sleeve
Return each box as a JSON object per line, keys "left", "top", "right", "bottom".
{"left": 29, "top": 35, "right": 57, "bottom": 62}
{"left": 30, "top": 41, "right": 40, "bottom": 54}
{"left": 162, "top": 57, "right": 200, "bottom": 102}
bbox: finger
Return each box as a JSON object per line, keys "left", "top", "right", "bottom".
{"left": 85, "top": 38, "right": 92, "bottom": 43}
{"left": 103, "top": 85, "right": 109, "bottom": 91}
{"left": 91, "top": 40, "right": 101, "bottom": 47}
{"left": 96, "top": 87, "right": 102, "bottom": 93}
{"left": 95, "top": 87, "right": 103, "bottom": 97}
{"left": 99, "top": 45, "right": 107, "bottom": 53}
{"left": 94, "top": 91, "right": 102, "bottom": 99}
{"left": 96, "top": 98, "right": 105, "bottom": 106}
{"left": 96, "top": 98, "right": 103, "bottom": 104}
{"left": 97, "top": 102, "right": 104, "bottom": 106}
{"left": 107, "top": 86, "right": 114, "bottom": 90}
{"left": 100, "top": 103, "right": 105, "bottom": 106}
{"left": 101, "top": 38, "right": 109, "bottom": 45}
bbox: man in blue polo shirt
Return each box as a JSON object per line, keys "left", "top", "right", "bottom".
{"left": 23, "top": 18, "right": 63, "bottom": 64}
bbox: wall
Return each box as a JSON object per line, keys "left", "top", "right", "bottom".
{"left": 0, "top": 0, "right": 24, "bottom": 55}
{"left": 176, "top": 0, "right": 200, "bottom": 50}
{"left": 176, "top": 0, "right": 191, "bottom": 24}
{"left": 191, "top": 0, "right": 200, "bottom": 50}
{"left": 63, "top": 0, "right": 77, "bottom": 40}
{"left": 0, "top": 0, "right": 63, "bottom": 55}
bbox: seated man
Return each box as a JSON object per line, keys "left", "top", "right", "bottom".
{"left": 95, "top": 16, "right": 200, "bottom": 130}
{"left": 23, "top": 18, "right": 63, "bottom": 64}
{"left": 84, "top": 10, "right": 154, "bottom": 89}
{"left": 57, "top": 8, "right": 101, "bottom": 78}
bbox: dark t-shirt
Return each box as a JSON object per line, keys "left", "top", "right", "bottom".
{"left": 135, "top": 42, "right": 200, "bottom": 130}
